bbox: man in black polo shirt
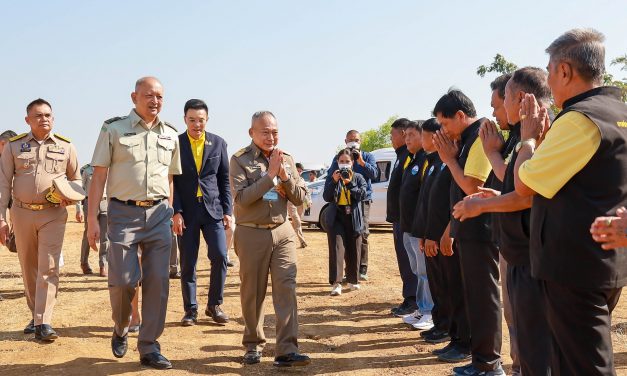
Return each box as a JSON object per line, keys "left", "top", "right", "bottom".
{"left": 453, "top": 67, "right": 553, "bottom": 375}
{"left": 514, "top": 28, "right": 627, "bottom": 375}
{"left": 433, "top": 90, "right": 502, "bottom": 376}
{"left": 385, "top": 118, "right": 418, "bottom": 316}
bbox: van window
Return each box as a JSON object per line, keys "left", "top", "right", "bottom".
{"left": 374, "top": 161, "right": 391, "bottom": 183}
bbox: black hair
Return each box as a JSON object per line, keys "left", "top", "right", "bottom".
{"left": 336, "top": 148, "right": 353, "bottom": 161}
{"left": 26, "top": 98, "right": 52, "bottom": 114}
{"left": 391, "top": 118, "right": 411, "bottom": 129}
{"left": 421, "top": 118, "right": 441, "bottom": 132}
{"left": 184, "top": 99, "right": 209, "bottom": 115}
{"left": 490, "top": 73, "right": 513, "bottom": 99}
{"left": 432, "top": 89, "right": 477, "bottom": 118}
{"left": 0, "top": 130, "right": 17, "bottom": 140}
{"left": 406, "top": 120, "right": 424, "bottom": 132}
{"left": 295, "top": 163, "right": 304, "bottom": 170}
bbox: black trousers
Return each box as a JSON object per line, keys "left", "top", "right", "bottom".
{"left": 458, "top": 239, "right": 502, "bottom": 371}
{"left": 393, "top": 222, "right": 418, "bottom": 301}
{"left": 542, "top": 279, "right": 622, "bottom": 376}
{"left": 425, "top": 252, "right": 450, "bottom": 332}
{"left": 507, "top": 264, "right": 552, "bottom": 376}
{"left": 444, "top": 242, "right": 470, "bottom": 352}
{"left": 328, "top": 209, "right": 361, "bottom": 284}
{"left": 360, "top": 201, "right": 370, "bottom": 271}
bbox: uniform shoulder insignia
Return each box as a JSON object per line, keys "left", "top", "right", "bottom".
{"left": 9, "top": 133, "right": 27, "bottom": 142}
{"left": 54, "top": 133, "right": 71, "bottom": 143}
{"left": 233, "top": 147, "right": 250, "bottom": 157}
{"left": 104, "top": 116, "right": 126, "bottom": 124}
{"left": 164, "top": 121, "right": 177, "bottom": 131}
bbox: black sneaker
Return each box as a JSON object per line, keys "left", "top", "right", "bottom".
{"left": 273, "top": 353, "right": 311, "bottom": 367}
{"left": 432, "top": 341, "right": 455, "bottom": 356}
{"left": 438, "top": 348, "right": 471, "bottom": 363}
{"left": 420, "top": 327, "right": 437, "bottom": 338}
{"left": 424, "top": 330, "right": 451, "bottom": 344}
{"left": 242, "top": 350, "right": 261, "bottom": 365}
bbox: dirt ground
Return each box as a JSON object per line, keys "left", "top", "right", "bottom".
{"left": 2, "top": 208, "right": 627, "bottom": 375}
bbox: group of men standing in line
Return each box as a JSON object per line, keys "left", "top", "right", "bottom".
{"left": 386, "top": 28, "right": 627, "bottom": 376}
{"left": 1, "top": 26, "right": 627, "bottom": 375}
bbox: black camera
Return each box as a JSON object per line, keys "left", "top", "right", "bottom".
{"left": 349, "top": 148, "right": 360, "bottom": 161}
{"left": 339, "top": 167, "right": 352, "bottom": 180}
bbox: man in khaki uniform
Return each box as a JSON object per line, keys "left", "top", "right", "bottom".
{"left": 75, "top": 163, "right": 108, "bottom": 276}
{"left": 0, "top": 98, "right": 81, "bottom": 341}
{"left": 87, "top": 77, "right": 182, "bottom": 370}
{"left": 230, "top": 111, "right": 310, "bottom": 367}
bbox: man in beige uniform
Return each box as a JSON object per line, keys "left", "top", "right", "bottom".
{"left": 0, "top": 98, "right": 81, "bottom": 341}
{"left": 87, "top": 77, "right": 181, "bottom": 370}
{"left": 230, "top": 111, "right": 310, "bottom": 367}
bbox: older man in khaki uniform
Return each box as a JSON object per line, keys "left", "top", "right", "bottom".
{"left": 87, "top": 77, "right": 181, "bottom": 370}
{"left": 230, "top": 111, "right": 310, "bottom": 367}
{"left": 0, "top": 98, "right": 81, "bottom": 341}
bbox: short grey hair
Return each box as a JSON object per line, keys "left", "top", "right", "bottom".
{"left": 251, "top": 111, "right": 276, "bottom": 124}
{"left": 545, "top": 28, "right": 605, "bottom": 84}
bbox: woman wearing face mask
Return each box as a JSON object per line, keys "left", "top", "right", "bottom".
{"left": 323, "top": 148, "right": 367, "bottom": 296}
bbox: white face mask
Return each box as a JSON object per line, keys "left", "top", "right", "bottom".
{"left": 338, "top": 163, "right": 352, "bottom": 170}
{"left": 346, "top": 141, "right": 360, "bottom": 149}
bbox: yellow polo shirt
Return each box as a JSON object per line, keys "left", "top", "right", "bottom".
{"left": 187, "top": 131, "right": 205, "bottom": 197}
{"left": 464, "top": 138, "right": 492, "bottom": 182}
{"left": 519, "top": 111, "right": 601, "bottom": 199}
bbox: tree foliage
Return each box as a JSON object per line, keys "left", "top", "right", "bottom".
{"left": 476, "top": 54, "right": 518, "bottom": 77}
{"left": 359, "top": 116, "right": 398, "bottom": 152}
{"left": 605, "top": 54, "right": 627, "bottom": 102}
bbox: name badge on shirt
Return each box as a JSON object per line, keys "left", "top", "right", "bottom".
{"left": 411, "top": 165, "right": 420, "bottom": 175}
{"left": 263, "top": 189, "right": 279, "bottom": 202}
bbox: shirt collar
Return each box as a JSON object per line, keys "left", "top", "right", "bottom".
{"left": 187, "top": 130, "right": 205, "bottom": 144}
{"left": 25, "top": 132, "right": 57, "bottom": 144}
{"left": 249, "top": 141, "right": 271, "bottom": 160}
{"left": 129, "top": 109, "right": 162, "bottom": 131}
{"left": 460, "top": 118, "right": 485, "bottom": 144}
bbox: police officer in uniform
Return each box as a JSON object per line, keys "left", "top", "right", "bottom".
{"left": 230, "top": 111, "right": 310, "bottom": 367}
{"left": 0, "top": 98, "right": 81, "bottom": 341}
{"left": 87, "top": 77, "right": 182, "bottom": 370}
{"left": 76, "top": 163, "right": 109, "bottom": 276}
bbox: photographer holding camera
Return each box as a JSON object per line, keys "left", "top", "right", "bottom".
{"left": 326, "top": 130, "right": 379, "bottom": 280}
{"left": 323, "top": 148, "right": 368, "bottom": 296}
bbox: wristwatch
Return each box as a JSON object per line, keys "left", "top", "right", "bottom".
{"left": 515, "top": 139, "right": 537, "bottom": 153}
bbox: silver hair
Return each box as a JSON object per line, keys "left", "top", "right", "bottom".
{"left": 545, "top": 28, "right": 605, "bottom": 84}
{"left": 135, "top": 76, "right": 163, "bottom": 91}
{"left": 251, "top": 111, "right": 276, "bottom": 124}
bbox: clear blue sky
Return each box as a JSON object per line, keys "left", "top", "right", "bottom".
{"left": 1, "top": 1, "right": 625, "bottom": 166}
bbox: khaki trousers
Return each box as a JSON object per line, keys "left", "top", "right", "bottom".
{"left": 12, "top": 205, "right": 68, "bottom": 325}
{"left": 234, "top": 221, "right": 299, "bottom": 355}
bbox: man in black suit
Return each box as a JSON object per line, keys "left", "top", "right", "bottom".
{"left": 173, "top": 99, "right": 232, "bottom": 326}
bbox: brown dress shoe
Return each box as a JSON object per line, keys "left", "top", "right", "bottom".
{"left": 205, "top": 305, "right": 229, "bottom": 324}
{"left": 81, "top": 264, "right": 93, "bottom": 275}
{"left": 99, "top": 267, "right": 108, "bottom": 277}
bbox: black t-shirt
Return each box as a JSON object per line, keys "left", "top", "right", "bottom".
{"left": 386, "top": 145, "right": 409, "bottom": 223}
{"left": 412, "top": 152, "right": 444, "bottom": 238}
{"left": 399, "top": 149, "right": 426, "bottom": 233}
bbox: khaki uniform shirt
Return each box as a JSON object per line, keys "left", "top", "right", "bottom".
{"left": 76, "top": 164, "right": 108, "bottom": 213}
{"left": 91, "top": 109, "right": 182, "bottom": 201}
{"left": 229, "top": 142, "right": 306, "bottom": 225}
{"left": 0, "top": 132, "right": 81, "bottom": 221}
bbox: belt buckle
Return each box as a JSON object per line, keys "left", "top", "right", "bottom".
{"left": 136, "top": 200, "right": 153, "bottom": 207}
{"left": 28, "top": 204, "right": 44, "bottom": 211}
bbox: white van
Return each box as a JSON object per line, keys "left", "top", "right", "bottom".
{"left": 302, "top": 147, "right": 396, "bottom": 232}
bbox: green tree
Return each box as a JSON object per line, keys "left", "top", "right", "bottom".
{"left": 476, "top": 54, "right": 518, "bottom": 77}
{"left": 359, "top": 116, "right": 398, "bottom": 152}
{"left": 604, "top": 54, "right": 627, "bottom": 102}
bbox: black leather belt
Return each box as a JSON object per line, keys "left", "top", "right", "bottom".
{"left": 111, "top": 197, "right": 164, "bottom": 207}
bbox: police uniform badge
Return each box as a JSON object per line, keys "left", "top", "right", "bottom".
{"left": 411, "top": 165, "right": 420, "bottom": 175}
{"left": 428, "top": 165, "right": 435, "bottom": 176}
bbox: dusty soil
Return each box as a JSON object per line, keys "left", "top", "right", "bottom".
{"left": 2, "top": 208, "right": 627, "bottom": 375}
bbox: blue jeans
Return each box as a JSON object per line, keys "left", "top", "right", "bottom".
{"left": 403, "top": 232, "right": 434, "bottom": 314}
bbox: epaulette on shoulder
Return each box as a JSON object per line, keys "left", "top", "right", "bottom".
{"left": 164, "top": 121, "right": 177, "bottom": 132}
{"left": 9, "top": 133, "right": 27, "bottom": 142}
{"left": 233, "top": 146, "right": 250, "bottom": 157}
{"left": 104, "top": 116, "right": 126, "bottom": 124}
{"left": 54, "top": 133, "right": 71, "bottom": 143}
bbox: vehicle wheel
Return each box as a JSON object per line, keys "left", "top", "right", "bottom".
{"left": 319, "top": 205, "right": 331, "bottom": 233}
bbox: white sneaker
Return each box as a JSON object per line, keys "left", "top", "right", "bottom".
{"left": 412, "top": 313, "right": 434, "bottom": 330}
{"left": 402, "top": 310, "right": 422, "bottom": 325}
{"left": 330, "top": 283, "right": 342, "bottom": 296}
{"left": 348, "top": 283, "right": 361, "bottom": 291}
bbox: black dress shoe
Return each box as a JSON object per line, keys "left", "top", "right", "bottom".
{"left": 273, "top": 353, "right": 311, "bottom": 367}
{"left": 181, "top": 311, "right": 198, "bottom": 326}
{"left": 111, "top": 331, "right": 128, "bottom": 358}
{"left": 205, "top": 305, "right": 229, "bottom": 324}
{"left": 140, "top": 352, "right": 172, "bottom": 370}
{"left": 424, "top": 330, "right": 450, "bottom": 344}
{"left": 35, "top": 324, "right": 58, "bottom": 341}
{"left": 437, "top": 347, "right": 471, "bottom": 363}
{"left": 24, "top": 319, "right": 35, "bottom": 334}
{"left": 242, "top": 350, "right": 261, "bottom": 365}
